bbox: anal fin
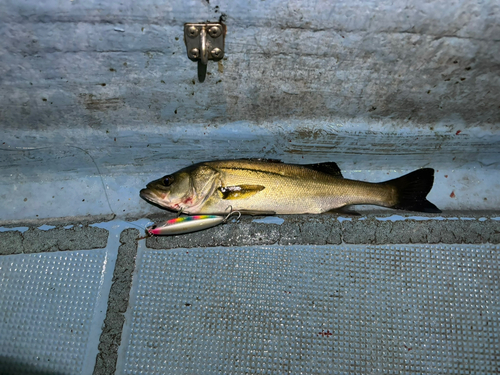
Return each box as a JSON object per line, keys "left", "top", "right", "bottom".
{"left": 238, "top": 210, "right": 276, "bottom": 216}
{"left": 327, "top": 206, "right": 361, "bottom": 216}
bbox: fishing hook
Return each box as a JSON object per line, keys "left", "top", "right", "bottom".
{"left": 223, "top": 205, "right": 241, "bottom": 223}
{"left": 177, "top": 207, "right": 184, "bottom": 217}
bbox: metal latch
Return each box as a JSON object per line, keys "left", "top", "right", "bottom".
{"left": 184, "top": 22, "right": 226, "bottom": 82}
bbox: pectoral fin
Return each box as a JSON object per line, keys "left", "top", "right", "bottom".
{"left": 218, "top": 185, "right": 265, "bottom": 200}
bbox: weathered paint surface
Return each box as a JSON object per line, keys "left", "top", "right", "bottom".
{"left": 2, "top": 0, "right": 499, "bottom": 128}
{"left": 0, "top": 0, "right": 499, "bottom": 220}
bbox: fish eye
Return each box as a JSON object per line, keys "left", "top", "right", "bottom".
{"left": 163, "top": 175, "right": 174, "bottom": 186}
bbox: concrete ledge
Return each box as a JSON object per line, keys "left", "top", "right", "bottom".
{"left": 1, "top": 213, "right": 498, "bottom": 256}
{"left": 341, "top": 218, "right": 500, "bottom": 244}
{"left": 0, "top": 231, "right": 24, "bottom": 255}
{"left": 0, "top": 225, "right": 109, "bottom": 255}
{"left": 146, "top": 214, "right": 500, "bottom": 249}
{"left": 0, "top": 214, "right": 115, "bottom": 228}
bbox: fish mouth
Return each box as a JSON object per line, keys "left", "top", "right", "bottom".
{"left": 140, "top": 188, "right": 165, "bottom": 206}
{"left": 139, "top": 188, "right": 155, "bottom": 201}
{"left": 140, "top": 188, "right": 178, "bottom": 212}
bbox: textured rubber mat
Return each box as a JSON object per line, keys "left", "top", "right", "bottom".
{"left": 0, "top": 250, "right": 108, "bottom": 375}
{"left": 119, "top": 245, "right": 500, "bottom": 374}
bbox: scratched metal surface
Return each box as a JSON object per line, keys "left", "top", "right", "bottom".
{"left": 1, "top": 0, "right": 499, "bottom": 129}
{"left": 0, "top": 0, "right": 499, "bottom": 221}
{"left": 117, "top": 244, "right": 500, "bottom": 374}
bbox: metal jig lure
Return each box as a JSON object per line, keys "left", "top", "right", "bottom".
{"left": 146, "top": 210, "right": 241, "bottom": 236}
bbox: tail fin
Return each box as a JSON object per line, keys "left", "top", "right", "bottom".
{"left": 384, "top": 168, "right": 441, "bottom": 213}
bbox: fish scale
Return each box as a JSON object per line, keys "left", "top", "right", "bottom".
{"left": 211, "top": 165, "right": 393, "bottom": 214}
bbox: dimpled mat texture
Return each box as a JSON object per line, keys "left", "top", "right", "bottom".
{"left": 120, "top": 245, "right": 500, "bottom": 374}
{"left": 0, "top": 250, "right": 107, "bottom": 375}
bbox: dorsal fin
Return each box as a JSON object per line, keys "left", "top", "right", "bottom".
{"left": 304, "top": 162, "right": 343, "bottom": 177}
{"left": 239, "top": 158, "right": 283, "bottom": 163}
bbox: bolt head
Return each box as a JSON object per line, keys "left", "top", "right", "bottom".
{"left": 189, "top": 48, "right": 200, "bottom": 59}
{"left": 208, "top": 26, "right": 221, "bottom": 38}
{"left": 187, "top": 26, "right": 199, "bottom": 38}
{"left": 210, "top": 48, "right": 222, "bottom": 59}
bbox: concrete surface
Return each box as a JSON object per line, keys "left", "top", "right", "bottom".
{"left": 0, "top": 225, "right": 108, "bottom": 255}
{"left": 146, "top": 213, "right": 500, "bottom": 248}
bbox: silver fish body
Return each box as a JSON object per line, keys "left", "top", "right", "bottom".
{"left": 140, "top": 159, "right": 441, "bottom": 215}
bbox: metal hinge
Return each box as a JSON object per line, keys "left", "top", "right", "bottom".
{"left": 184, "top": 22, "right": 226, "bottom": 82}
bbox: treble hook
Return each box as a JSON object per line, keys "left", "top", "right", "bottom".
{"left": 177, "top": 207, "right": 184, "bottom": 217}
{"left": 223, "top": 205, "right": 241, "bottom": 223}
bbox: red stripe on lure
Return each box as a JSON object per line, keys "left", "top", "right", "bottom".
{"left": 147, "top": 212, "right": 240, "bottom": 236}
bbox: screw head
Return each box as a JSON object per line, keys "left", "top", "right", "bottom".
{"left": 208, "top": 26, "right": 222, "bottom": 38}
{"left": 189, "top": 48, "right": 200, "bottom": 59}
{"left": 210, "top": 48, "right": 222, "bottom": 59}
{"left": 187, "top": 26, "right": 199, "bottom": 38}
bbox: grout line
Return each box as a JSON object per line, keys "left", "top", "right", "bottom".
{"left": 89, "top": 219, "right": 151, "bottom": 375}
{"left": 92, "top": 228, "right": 140, "bottom": 375}
{"left": 115, "top": 237, "right": 148, "bottom": 374}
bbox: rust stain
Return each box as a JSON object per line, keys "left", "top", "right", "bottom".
{"left": 218, "top": 61, "right": 224, "bottom": 74}
{"left": 80, "top": 94, "right": 123, "bottom": 111}
{"left": 456, "top": 130, "right": 462, "bottom": 135}
{"left": 450, "top": 191, "right": 455, "bottom": 198}
{"left": 295, "top": 128, "right": 330, "bottom": 140}
{"left": 318, "top": 330, "right": 332, "bottom": 337}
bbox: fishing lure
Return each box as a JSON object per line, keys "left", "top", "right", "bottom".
{"left": 146, "top": 211, "right": 241, "bottom": 236}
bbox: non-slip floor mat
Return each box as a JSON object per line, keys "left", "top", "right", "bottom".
{"left": 119, "top": 244, "right": 499, "bottom": 374}
{"left": 0, "top": 250, "right": 109, "bottom": 375}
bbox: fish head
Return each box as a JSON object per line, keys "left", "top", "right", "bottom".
{"left": 140, "top": 164, "right": 219, "bottom": 213}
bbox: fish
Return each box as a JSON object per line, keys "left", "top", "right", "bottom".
{"left": 139, "top": 159, "right": 441, "bottom": 215}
